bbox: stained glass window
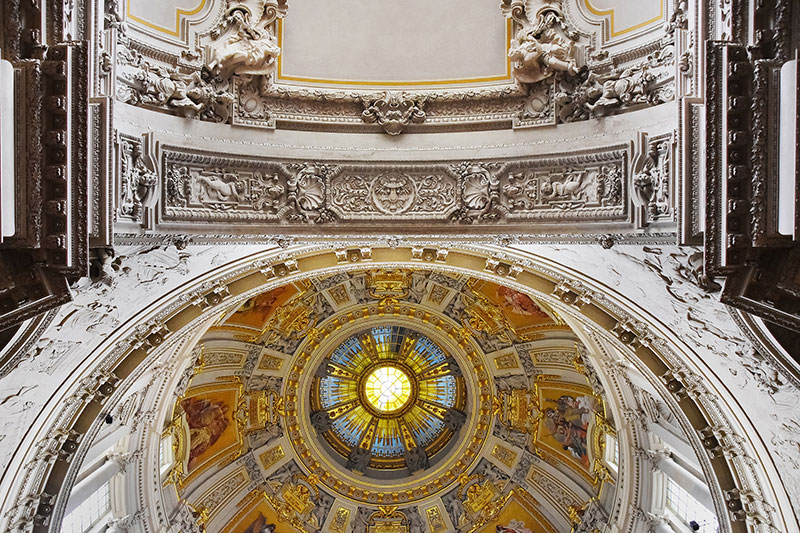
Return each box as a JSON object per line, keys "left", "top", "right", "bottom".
{"left": 311, "top": 326, "right": 464, "bottom": 470}
{"left": 364, "top": 366, "right": 413, "bottom": 412}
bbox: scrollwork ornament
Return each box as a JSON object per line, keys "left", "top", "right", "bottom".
{"left": 451, "top": 163, "right": 502, "bottom": 223}
{"left": 286, "top": 164, "right": 336, "bottom": 223}
{"left": 361, "top": 92, "right": 427, "bottom": 135}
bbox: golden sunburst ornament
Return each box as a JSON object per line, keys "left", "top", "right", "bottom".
{"left": 310, "top": 326, "right": 466, "bottom": 472}
{"left": 363, "top": 364, "right": 414, "bottom": 414}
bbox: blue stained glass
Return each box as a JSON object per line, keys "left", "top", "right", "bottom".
{"left": 420, "top": 375, "right": 456, "bottom": 407}
{"left": 371, "top": 326, "right": 405, "bottom": 358}
{"left": 332, "top": 414, "right": 367, "bottom": 446}
{"left": 371, "top": 421, "right": 405, "bottom": 457}
{"left": 331, "top": 336, "right": 364, "bottom": 365}
{"left": 410, "top": 417, "right": 445, "bottom": 447}
{"left": 414, "top": 336, "right": 446, "bottom": 365}
{"left": 320, "top": 376, "right": 357, "bottom": 408}
{"left": 313, "top": 326, "right": 462, "bottom": 468}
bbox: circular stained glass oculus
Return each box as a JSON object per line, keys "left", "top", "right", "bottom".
{"left": 310, "top": 325, "right": 466, "bottom": 471}
{"left": 363, "top": 364, "right": 413, "bottom": 414}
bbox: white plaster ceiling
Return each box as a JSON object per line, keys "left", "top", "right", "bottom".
{"left": 276, "top": 0, "right": 511, "bottom": 89}
{"left": 123, "top": 0, "right": 667, "bottom": 88}
{"left": 579, "top": 0, "right": 664, "bottom": 38}
{"left": 127, "top": 0, "right": 210, "bottom": 37}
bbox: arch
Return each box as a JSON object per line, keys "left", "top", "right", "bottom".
{"left": 0, "top": 244, "right": 793, "bottom": 533}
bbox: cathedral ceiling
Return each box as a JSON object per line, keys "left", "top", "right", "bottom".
{"left": 3, "top": 242, "right": 799, "bottom": 533}
{"left": 114, "top": 0, "right": 675, "bottom": 130}
{"left": 2, "top": 0, "right": 800, "bottom": 530}
{"left": 96, "top": 0, "right": 685, "bottom": 244}
{"left": 145, "top": 267, "right": 615, "bottom": 532}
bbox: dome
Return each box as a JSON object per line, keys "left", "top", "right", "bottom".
{"left": 310, "top": 326, "right": 466, "bottom": 474}
{"left": 282, "top": 293, "right": 495, "bottom": 505}
{"left": 2, "top": 1, "right": 799, "bottom": 533}
{"left": 10, "top": 249, "right": 798, "bottom": 533}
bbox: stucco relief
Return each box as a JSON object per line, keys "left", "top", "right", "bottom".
{"left": 360, "top": 93, "right": 427, "bottom": 135}
{"left": 116, "top": 46, "right": 234, "bottom": 122}
{"left": 286, "top": 164, "right": 334, "bottom": 223}
{"left": 156, "top": 147, "right": 629, "bottom": 228}
{"left": 110, "top": 0, "right": 676, "bottom": 132}
{"left": 527, "top": 467, "right": 582, "bottom": 510}
{"left": 161, "top": 160, "right": 291, "bottom": 221}
{"left": 504, "top": 5, "right": 581, "bottom": 85}
{"left": 632, "top": 135, "right": 673, "bottom": 224}
{"left": 554, "top": 46, "right": 675, "bottom": 123}
{"left": 329, "top": 173, "right": 457, "bottom": 217}
{"left": 206, "top": 0, "right": 288, "bottom": 80}
{"left": 118, "top": 136, "right": 157, "bottom": 223}
{"left": 499, "top": 157, "right": 626, "bottom": 219}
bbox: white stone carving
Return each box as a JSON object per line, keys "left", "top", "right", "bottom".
{"left": 158, "top": 147, "right": 630, "bottom": 228}
{"left": 207, "top": 0, "right": 288, "bottom": 80}
{"left": 167, "top": 167, "right": 286, "bottom": 214}
{"left": 554, "top": 47, "right": 675, "bottom": 122}
{"left": 118, "top": 136, "right": 157, "bottom": 222}
{"left": 286, "top": 164, "right": 334, "bottom": 223}
{"left": 117, "top": 47, "right": 233, "bottom": 122}
{"left": 541, "top": 171, "right": 587, "bottom": 203}
{"left": 194, "top": 172, "right": 244, "bottom": 205}
{"left": 509, "top": 24, "right": 578, "bottom": 84}
{"left": 631, "top": 134, "right": 673, "bottom": 225}
{"left": 361, "top": 92, "right": 427, "bottom": 135}
{"left": 451, "top": 163, "right": 501, "bottom": 222}
{"left": 502, "top": 4, "right": 580, "bottom": 85}
{"left": 585, "top": 68, "right": 657, "bottom": 114}
{"left": 503, "top": 172, "right": 538, "bottom": 211}
{"left": 329, "top": 172, "right": 457, "bottom": 218}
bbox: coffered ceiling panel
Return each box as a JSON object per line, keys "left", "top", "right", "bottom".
{"left": 276, "top": 0, "right": 512, "bottom": 88}
{"left": 577, "top": 0, "right": 665, "bottom": 40}
{"left": 127, "top": 0, "right": 211, "bottom": 37}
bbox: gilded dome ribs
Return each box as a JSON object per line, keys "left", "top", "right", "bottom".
{"left": 309, "top": 326, "right": 464, "bottom": 475}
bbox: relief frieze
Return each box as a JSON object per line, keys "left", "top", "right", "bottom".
{"left": 114, "top": 0, "right": 674, "bottom": 133}
{"left": 329, "top": 169, "right": 459, "bottom": 219}
{"left": 157, "top": 146, "right": 629, "bottom": 228}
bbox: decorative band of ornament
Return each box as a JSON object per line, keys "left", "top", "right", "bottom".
{"left": 154, "top": 147, "right": 635, "bottom": 229}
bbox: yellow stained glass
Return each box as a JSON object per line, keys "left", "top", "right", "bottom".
{"left": 364, "top": 366, "right": 412, "bottom": 413}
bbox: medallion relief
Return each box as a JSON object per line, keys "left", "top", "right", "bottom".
{"left": 329, "top": 171, "right": 458, "bottom": 218}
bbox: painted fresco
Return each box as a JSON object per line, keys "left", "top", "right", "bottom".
{"left": 225, "top": 495, "right": 288, "bottom": 533}
{"left": 475, "top": 490, "right": 556, "bottom": 533}
{"left": 472, "top": 279, "right": 553, "bottom": 328}
{"left": 241, "top": 511, "right": 277, "bottom": 533}
{"left": 537, "top": 383, "right": 600, "bottom": 474}
{"left": 179, "top": 383, "right": 242, "bottom": 482}
{"left": 225, "top": 285, "right": 298, "bottom": 330}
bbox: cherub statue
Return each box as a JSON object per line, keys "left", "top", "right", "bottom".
{"left": 509, "top": 26, "right": 578, "bottom": 84}
{"left": 208, "top": 7, "right": 281, "bottom": 79}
